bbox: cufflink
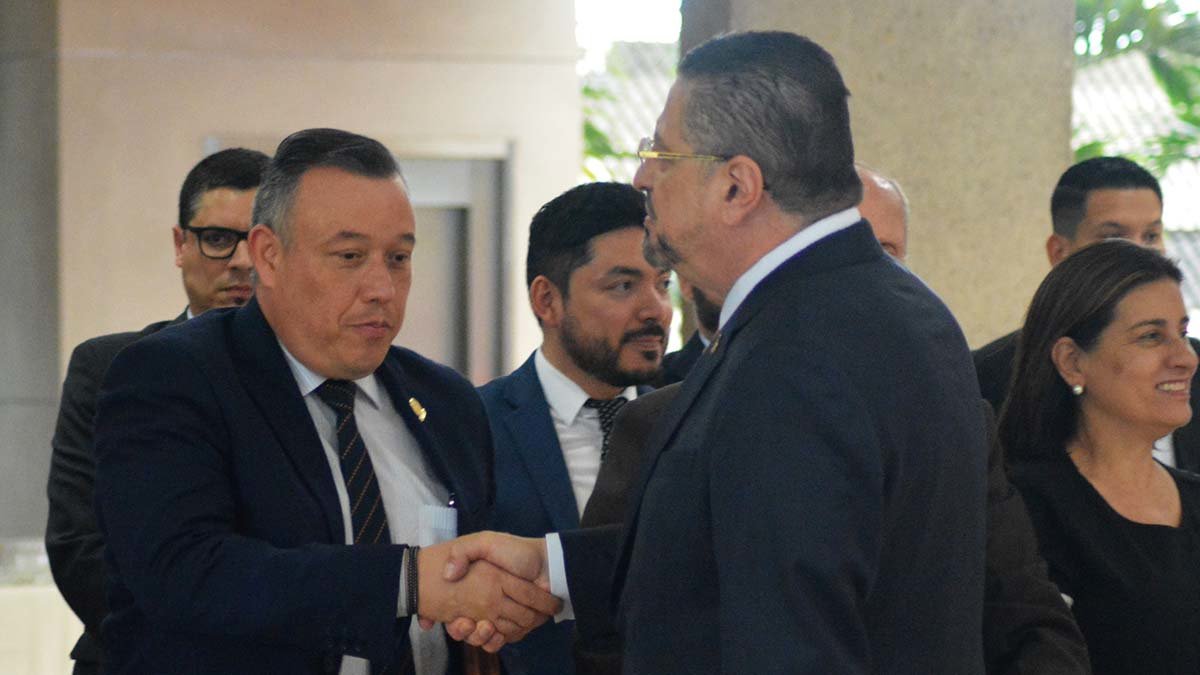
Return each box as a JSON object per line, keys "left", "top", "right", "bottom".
{"left": 409, "top": 397, "right": 427, "bottom": 422}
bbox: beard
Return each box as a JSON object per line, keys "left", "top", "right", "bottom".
{"left": 560, "top": 314, "right": 665, "bottom": 388}
{"left": 690, "top": 286, "right": 722, "bottom": 334}
{"left": 643, "top": 229, "right": 683, "bottom": 269}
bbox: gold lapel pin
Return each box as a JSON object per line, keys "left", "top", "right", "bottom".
{"left": 408, "top": 397, "right": 427, "bottom": 422}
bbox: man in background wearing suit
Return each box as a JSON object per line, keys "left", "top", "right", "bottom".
{"left": 973, "top": 156, "right": 1200, "bottom": 472}
{"left": 45, "top": 147, "right": 269, "bottom": 675}
{"left": 92, "top": 128, "right": 557, "bottom": 674}
{"left": 584, "top": 166, "right": 1090, "bottom": 675}
{"left": 479, "top": 181, "right": 671, "bottom": 675}
{"left": 446, "top": 31, "right": 990, "bottom": 673}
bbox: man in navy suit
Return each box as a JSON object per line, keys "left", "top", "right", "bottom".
{"left": 445, "top": 32, "right": 989, "bottom": 673}
{"left": 478, "top": 181, "right": 672, "bottom": 674}
{"left": 92, "top": 128, "right": 557, "bottom": 674}
{"left": 46, "top": 147, "right": 269, "bottom": 675}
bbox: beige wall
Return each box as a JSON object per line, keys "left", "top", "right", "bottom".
{"left": 682, "top": 0, "right": 1075, "bottom": 346}
{"left": 56, "top": 0, "right": 580, "bottom": 371}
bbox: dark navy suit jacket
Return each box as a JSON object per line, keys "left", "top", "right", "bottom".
{"left": 93, "top": 298, "right": 493, "bottom": 674}
{"left": 563, "top": 222, "right": 989, "bottom": 673}
{"left": 478, "top": 354, "right": 648, "bottom": 675}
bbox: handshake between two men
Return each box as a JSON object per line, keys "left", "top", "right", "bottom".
{"left": 417, "top": 531, "right": 558, "bottom": 653}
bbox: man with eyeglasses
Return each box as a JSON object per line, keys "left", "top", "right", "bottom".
{"left": 46, "top": 147, "right": 269, "bottom": 675}
{"left": 439, "top": 31, "right": 988, "bottom": 673}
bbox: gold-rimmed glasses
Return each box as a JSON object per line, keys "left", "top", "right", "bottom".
{"left": 636, "top": 137, "right": 728, "bottom": 164}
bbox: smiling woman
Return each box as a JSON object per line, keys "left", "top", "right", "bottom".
{"left": 1000, "top": 239, "right": 1200, "bottom": 675}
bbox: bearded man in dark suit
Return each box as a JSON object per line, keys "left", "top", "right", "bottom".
{"left": 442, "top": 31, "right": 990, "bottom": 674}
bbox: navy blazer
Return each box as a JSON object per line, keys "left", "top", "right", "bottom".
{"left": 93, "top": 298, "right": 493, "bottom": 674}
{"left": 563, "top": 222, "right": 989, "bottom": 674}
{"left": 478, "top": 354, "right": 648, "bottom": 675}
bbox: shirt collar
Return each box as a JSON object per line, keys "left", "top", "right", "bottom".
{"left": 718, "top": 207, "right": 861, "bottom": 330}
{"left": 278, "top": 341, "right": 383, "bottom": 410}
{"left": 534, "top": 349, "right": 637, "bottom": 425}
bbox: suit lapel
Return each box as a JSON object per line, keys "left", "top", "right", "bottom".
{"left": 609, "top": 328, "right": 730, "bottom": 603}
{"left": 502, "top": 357, "right": 580, "bottom": 531}
{"left": 611, "top": 220, "right": 885, "bottom": 604}
{"left": 375, "top": 357, "right": 460, "bottom": 501}
{"left": 231, "top": 299, "right": 345, "bottom": 543}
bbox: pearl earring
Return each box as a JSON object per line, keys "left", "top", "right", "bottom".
{"left": 1071, "top": 384, "right": 1084, "bottom": 396}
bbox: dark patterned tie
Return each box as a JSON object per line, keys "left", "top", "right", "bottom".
{"left": 314, "top": 379, "right": 391, "bottom": 545}
{"left": 584, "top": 396, "right": 628, "bottom": 461}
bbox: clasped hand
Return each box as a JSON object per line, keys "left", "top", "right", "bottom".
{"left": 416, "top": 532, "right": 559, "bottom": 653}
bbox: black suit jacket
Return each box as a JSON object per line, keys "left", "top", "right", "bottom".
{"left": 580, "top": 392, "right": 1089, "bottom": 674}
{"left": 973, "top": 330, "right": 1200, "bottom": 473}
{"left": 92, "top": 298, "right": 493, "bottom": 673}
{"left": 45, "top": 313, "right": 183, "bottom": 672}
{"left": 653, "top": 332, "right": 704, "bottom": 387}
{"left": 563, "top": 222, "right": 988, "bottom": 673}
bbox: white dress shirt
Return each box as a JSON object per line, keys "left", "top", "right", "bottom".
{"left": 534, "top": 349, "right": 638, "bottom": 516}
{"left": 546, "top": 206, "right": 863, "bottom": 620}
{"left": 280, "top": 346, "right": 448, "bottom": 675}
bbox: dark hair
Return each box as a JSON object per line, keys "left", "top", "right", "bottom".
{"left": 677, "top": 31, "right": 862, "bottom": 218}
{"left": 1050, "top": 157, "right": 1162, "bottom": 239}
{"left": 252, "top": 128, "right": 402, "bottom": 244}
{"left": 525, "top": 182, "right": 655, "bottom": 298}
{"left": 177, "top": 148, "right": 270, "bottom": 228}
{"left": 998, "top": 240, "right": 1182, "bottom": 461}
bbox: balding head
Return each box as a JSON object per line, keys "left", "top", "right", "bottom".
{"left": 857, "top": 164, "right": 908, "bottom": 262}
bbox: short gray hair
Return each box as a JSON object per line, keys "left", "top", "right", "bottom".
{"left": 677, "top": 31, "right": 862, "bottom": 219}
{"left": 252, "top": 128, "right": 405, "bottom": 245}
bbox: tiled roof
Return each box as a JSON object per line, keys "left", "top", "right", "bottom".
{"left": 1073, "top": 50, "right": 1200, "bottom": 231}
{"left": 582, "top": 41, "right": 677, "bottom": 182}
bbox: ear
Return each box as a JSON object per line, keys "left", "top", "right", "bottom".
{"left": 528, "top": 275, "right": 566, "bottom": 328}
{"left": 173, "top": 226, "right": 186, "bottom": 268}
{"left": 248, "top": 224, "right": 280, "bottom": 288}
{"left": 718, "top": 156, "right": 767, "bottom": 224}
{"left": 1050, "top": 336, "right": 1086, "bottom": 391}
{"left": 1046, "top": 234, "right": 1071, "bottom": 266}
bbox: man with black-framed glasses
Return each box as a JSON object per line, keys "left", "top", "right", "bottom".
{"left": 46, "top": 147, "right": 269, "bottom": 675}
{"left": 172, "top": 150, "right": 268, "bottom": 315}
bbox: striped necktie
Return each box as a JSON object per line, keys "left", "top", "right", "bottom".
{"left": 314, "top": 379, "right": 391, "bottom": 545}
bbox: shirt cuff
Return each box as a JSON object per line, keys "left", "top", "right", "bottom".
{"left": 545, "top": 533, "right": 575, "bottom": 622}
{"left": 398, "top": 547, "right": 410, "bottom": 617}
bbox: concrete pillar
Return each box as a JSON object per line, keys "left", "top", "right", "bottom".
{"left": 681, "top": 0, "right": 1075, "bottom": 346}
{"left": 0, "top": 0, "right": 60, "bottom": 537}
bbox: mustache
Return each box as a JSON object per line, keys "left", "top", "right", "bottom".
{"left": 621, "top": 323, "right": 666, "bottom": 343}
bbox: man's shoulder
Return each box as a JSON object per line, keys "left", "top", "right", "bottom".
{"left": 69, "top": 317, "right": 182, "bottom": 371}
{"left": 476, "top": 353, "right": 538, "bottom": 406}
{"left": 972, "top": 330, "right": 1019, "bottom": 365}
{"left": 385, "top": 345, "right": 476, "bottom": 397}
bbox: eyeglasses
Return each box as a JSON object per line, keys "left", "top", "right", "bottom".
{"left": 181, "top": 224, "right": 249, "bottom": 260}
{"left": 636, "top": 137, "right": 728, "bottom": 164}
